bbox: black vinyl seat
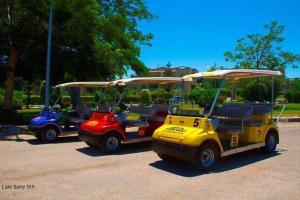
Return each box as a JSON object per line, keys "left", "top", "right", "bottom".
{"left": 65, "top": 111, "right": 85, "bottom": 124}
{"left": 244, "top": 104, "right": 272, "bottom": 126}
{"left": 216, "top": 104, "right": 252, "bottom": 135}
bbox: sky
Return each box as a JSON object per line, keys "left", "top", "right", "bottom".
{"left": 135, "top": 0, "right": 300, "bottom": 78}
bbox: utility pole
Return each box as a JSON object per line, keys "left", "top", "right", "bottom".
{"left": 44, "top": 0, "right": 53, "bottom": 109}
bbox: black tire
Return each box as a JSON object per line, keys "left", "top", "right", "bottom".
{"left": 262, "top": 131, "right": 277, "bottom": 153}
{"left": 192, "top": 142, "right": 219, "bottom": 171}
{"left": 157, "top": 153, "right": 175, "bottom": 162}
{"left": 40, "top": 126, "right": 59, "bottom": 143}
{"left": 101, "top": 133, "right": 121, "bottom": 153}
{"left": 85, "top": 142, "right": 98, "bottom": 148}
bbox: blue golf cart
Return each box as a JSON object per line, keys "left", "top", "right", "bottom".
{"left": 29, "top": 82, "right": 109, "bottom": 143}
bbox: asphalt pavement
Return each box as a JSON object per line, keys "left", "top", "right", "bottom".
{"left": 0, "top": 123, "right": 299, "bottom": 200}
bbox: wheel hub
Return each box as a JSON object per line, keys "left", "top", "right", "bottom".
{"left": 201, "top": 149, "right": 215, "bottom": 167}
{"left": 46, "top": 129, "right": 57, "bottom": 141}
{"left": 106, "top": 137, "right": 118, "bottom": 150}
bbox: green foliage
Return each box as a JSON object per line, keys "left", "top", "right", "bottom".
{"left": 27, "top": 95, "right": 42, "bottom": 105}
{"left": 12, "top": 91, "right": 24, "bottom": 106}
{"left": 285, "top": 79, "right": 300, "bottom": 103}
{"left": 190, "top": 86, "right": 216, "bottom": 107}
{"left": 224, "top": 21, "right": 300, "bottom": 72}
{"left": 1, "top": 88, "right": 24, "bottom": 107}
{"left": 0, "top": 88, "right": 4, "bottom": 104}
{"left": 39, "top": 81, "right": 46, "bottom": 105}
{"left": 240, "top": 78, "right": 281, "bottom": 102}
{"left": 94, "top": 91, "right": 102, "bottom": 103}
{"left": 151, "top": 89, "right": 173, "bottom": 104}
{"left": 124, "top": 95, "right": 141, "bottom": 103}
{"left": 1, "top": 0, "right": 154, "bottom": 109}
{"left": 140, "top": 89, "right": 152, "bottom": 105}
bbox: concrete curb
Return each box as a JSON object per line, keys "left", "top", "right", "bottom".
{"left": 275, "top": 117, "right": 300, "bottom": 122}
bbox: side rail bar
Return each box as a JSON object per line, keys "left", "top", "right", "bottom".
{"left": 276, "top": 104, "right": 286, "bottom": 124}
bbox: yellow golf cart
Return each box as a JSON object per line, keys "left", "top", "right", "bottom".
{"left": 152, "top": 69, "right": 282, "bottom": 171}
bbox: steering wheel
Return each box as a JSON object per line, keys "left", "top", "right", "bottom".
{"left": 119, "top": 102, "right": 130, "bottom": 112}
{"left": 52, "top": 104, "right": 62, "bottom": 112}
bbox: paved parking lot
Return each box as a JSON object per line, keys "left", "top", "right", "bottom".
{"left": 0, "top": 123, "right": 300, "bottom": 200}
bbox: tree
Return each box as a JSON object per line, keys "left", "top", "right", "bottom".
{"left": 0, "top": 0, "right": 154, "bottom": 110}
{"left": 285, "top": 78, "right": 300, "bottom": 103}
{"left": 224, "top": 21, "right": 300, "bottom": 71}
{"left": 140, "top": 89, "right": 152, "bottom": 105}
{"left": 0, "top": 0, "right": 48, "bottom": 109}
{"left": 190, "top": 84, "right": 216, "bottom": 108}
{"left": 224, "top": 21, "right": 300, "bottom": 102}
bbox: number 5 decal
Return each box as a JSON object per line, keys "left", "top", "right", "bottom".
{"left": 193, "top": 118, "right": 200, "bottom": 127}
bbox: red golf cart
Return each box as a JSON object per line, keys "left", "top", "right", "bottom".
{"left": 78, "top": 77, "right": 186, "bottom": 153}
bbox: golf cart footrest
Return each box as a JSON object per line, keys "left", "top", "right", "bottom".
{"left": 124, "top": 120, "right": 149, "bottom": 128}
{"left": 216, "top": 125, "right": 242, "bottom": 134}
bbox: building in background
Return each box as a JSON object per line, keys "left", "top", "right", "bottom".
{"left": 148, "top": 66, "right": 198, "bottom": 93}
{"left": 148, "top": 66, "right": 197, "bottom": 77}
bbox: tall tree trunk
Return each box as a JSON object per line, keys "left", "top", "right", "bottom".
{"left": 4, "top": 46, "right": 18, "bottom": 110}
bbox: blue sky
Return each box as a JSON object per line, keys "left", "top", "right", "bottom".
{"left": 136, "top": 0, "right": 300, "bottom": 78}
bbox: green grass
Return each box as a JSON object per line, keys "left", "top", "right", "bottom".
{"left": 16, "top": 103, "right": 300, "bottom": 124}
{"left": 127, "top": 113, "right": 141, "bottom": 120}
{"left": 273, "top": 110, "right": 300, "bottom": 117}
{"left": 273, "top": 103, "right": 300, "bottom": 117}
{"left": 17, "top": 108, "right": 41, "bottom": 123}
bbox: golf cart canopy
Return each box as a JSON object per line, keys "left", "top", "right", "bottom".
{"left": 183, "top": 69, "right": 282, "bottom": 80}
{"left": 54, "top": 82, "right": 110, "bottom": 88}
{"left": 112, "top": 77, "right": 191, "bottom": 86}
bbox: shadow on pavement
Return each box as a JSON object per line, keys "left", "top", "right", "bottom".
{"left": 0, "top": 135, "right": 28, "bottom": 142}
{"left": 26, "top": 136, "right": 81, "bottom": 145}
{"left": 76, "top": 141, "right": 152, "bottom": 157}
{"left": 149, "top": 149, "right": 284, "bottom": 177}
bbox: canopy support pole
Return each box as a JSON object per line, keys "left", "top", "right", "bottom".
{"left": 271, "top": 76, "right": 274, "bottom": 123}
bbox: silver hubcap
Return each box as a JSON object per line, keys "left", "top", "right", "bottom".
{"left": 106, "top": 137, "right": 119, "bottom": 151}
{"left": 201, "top": 149, "right": 215, "bottom": 167}
{"left": 267, "top": 135, "right": 276, "bottom": 150}
{"left": 46, "top": 129, "right": 57, "bottom": 141}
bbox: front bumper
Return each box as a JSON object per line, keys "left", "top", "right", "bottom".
{"left": 152, "top": 139, "right": 198, "bottom": 161}
{"left": 78, "top": 130, "right": 103, "bottom": 146}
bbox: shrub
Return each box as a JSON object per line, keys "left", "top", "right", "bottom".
{"left": 285, "top": 90, "right": 300, "bottom": 103}
{"left": 0, "top": 88, "right": 25, "bottom": 107}
{"left": 0, "top": 88, "right": 4, "bottom": 104}
{"left": 140, "top": 89, "right": 152, "bottom": 105}
{"left": 23, "top": 95, "right": 42, "bottom": 105}
{"left": 124, "top": 95, "right": 141, "bottom": 103}
{"left": 13, "top": 90, "right": 25, "bottom": 107}
{"left": 151, "top": 89, "right": 173, "bottom": 104}
{"left": 190, "top": 86, "right": 216, "bottom": 107}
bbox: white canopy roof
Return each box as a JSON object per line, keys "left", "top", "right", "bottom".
{"left": 183, "top": 69, "right": 282, "bottom": 80}
{"left": 54, "top": 81, "right": 110, "bottom": 88}
{"left": 112, "top": 77, "right": 191, "bottom": 86}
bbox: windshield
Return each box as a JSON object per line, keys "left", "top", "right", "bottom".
{"left": 169, "top": 79, "right": 221, "bottom": 116}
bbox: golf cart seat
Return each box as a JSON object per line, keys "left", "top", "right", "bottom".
{"left": 123, "top": 120, "right": 149, "bottom": 128}
{"left": 251, "top": 103, "right": 272, "bottom": 114}
{"left": 244, "top": 104, "right": 272, "bottom": 126}
{"left": 65, "top": 111, "right": 85, "bottom": 124}
{"left": 65, "top": 104, "right": 92, "bottom": 124}
{"left": 116, "top": 108, "right": 149, "bottom": 128}
{"left": 216, "top": 104, "right": 252, "bottom": 135}
{"left": 140, "top": 104, "right": 169, "bottom": 122}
